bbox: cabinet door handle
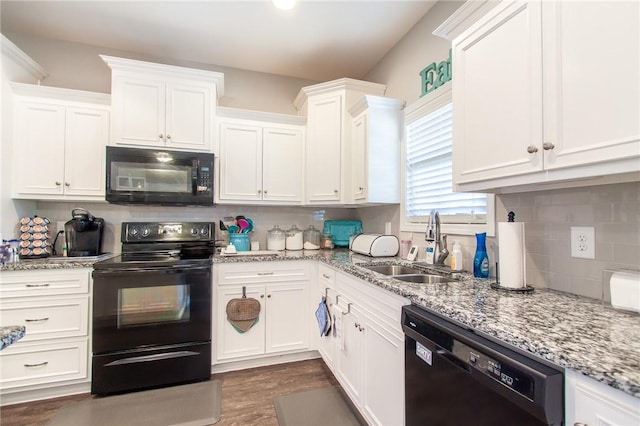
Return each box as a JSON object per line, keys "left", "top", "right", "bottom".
{"left": 263, "top": 190, "right": 268, "bottom": 194}
{"left": 26, "top": 283, "right": 50, "bottom": 288}
{"left": 260, "top": 294, "right": 264, "bottom": 298}
{"left": 257, "top": 189, "right": 262, "bottom": 194}
{"left": 25, "top": 317, "right": 49, "bottom": 323}
{"left": 334, "top": 189, "right": 339, "bottom": 193}
{"left": 322, "top": 274, "right": 331, "bottom": 279}
{"left": 267, "top": 294, "right": 271, "bottom": 298}
{"left": 257, "top": 272, "right": 274, "bottom": 276}
{"left": 55, "top": 181, "right": 62, "bottom": 186}
{"left": 159, "top": 134, "right": 164, "bottom": 139}
{"left": 542, "top": 142, "right": 555, "bottom": 150}
{"left": 359, "top": 186, "right": 364, "bottom": 191}
{"left": 574, "top": 423, "right": 588, "bottom": 426}
{"left": 24, "top": 361, "right": 48, "bottom": 368}
{"left": 64, "top": 182, "right": 70, "bottom": 187}
{"left": 166, "top": 134, "right": 171, "bottom": 139}
{"left": 526, "top": 145, "right": 539, "bottom": 154}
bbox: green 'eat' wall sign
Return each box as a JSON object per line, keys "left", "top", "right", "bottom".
{"left": 420, "top": 49, "right": 452, "bottom": 97}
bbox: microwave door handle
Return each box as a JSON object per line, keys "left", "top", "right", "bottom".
{"left": 192, "top": 160, "right": 199, "bottom": 195}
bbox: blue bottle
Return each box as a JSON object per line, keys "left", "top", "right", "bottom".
{"left": 473, "top": 232, "right": 489, "bottom": 278}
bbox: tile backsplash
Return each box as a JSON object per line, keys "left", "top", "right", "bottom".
{"left": 496, "top": 181, "right": 639, "bottom": 299}
{"left": 33, "top": 202, "right": 357, "bottom": 255}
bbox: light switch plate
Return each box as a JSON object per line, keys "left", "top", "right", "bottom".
{"left": 571, "top": 226, "right": 595, "bottom": 259}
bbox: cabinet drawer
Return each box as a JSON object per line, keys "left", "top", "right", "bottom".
{"left": 0, "top": 338, "right": 89, "bottom": 390}
{"left": 217, "top": 261, "right": 310, "bottom": 285}
{"left": 0, "top": 296, "right": 89, "bottom": 341}
{"left": 0, "top": 269, "right": 90, "bottom": 298}
{"left": 336, "top": 272, "right": 408, "bottom": 334}
{"left": 318, "top": 264, "right": 336, "bottom": 287}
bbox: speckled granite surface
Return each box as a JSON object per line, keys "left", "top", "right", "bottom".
{"left": 0, "top": 325, "right": 25, "bottom": 350}
{"left": 214, "top": 249, "right": 640, "bottom": 399}
{"left": 3, "top": 249, "right": 638, "bottom": 398}
{"left": 0, "top": 254, "right": 116, "bottom": 271}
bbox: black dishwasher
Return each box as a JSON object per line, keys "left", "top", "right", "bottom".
{"left": 402, "top": 305, "right": 564, "bottom": 426}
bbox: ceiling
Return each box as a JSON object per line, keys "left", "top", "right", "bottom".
{"left": 1, "top": 1, "right": 437, "bottom": 82}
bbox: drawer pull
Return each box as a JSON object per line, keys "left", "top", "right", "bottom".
{"left": 257, "top": 272, "right": 274, "bottom": 276}
{"left": 322, "top": 274, "right": 332, "bottom": 279}
{"left": 25, "top": 317, "right": 49, "bottom": 323}
{"left": 25, "top": 283, "right": 50, "bottom": 288}
{"left": 24, "top": 361, "right": 48, "bottom": 368}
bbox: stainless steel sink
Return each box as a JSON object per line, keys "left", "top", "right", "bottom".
{"left": 392, "top": 274, "right": 458, "bottom": 284}
{"left": 362, "top": 265, "right": 423, "bottom": 276}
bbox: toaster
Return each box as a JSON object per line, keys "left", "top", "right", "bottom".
{"left": 350, "top": 234, "right": 399, "bottom": 257}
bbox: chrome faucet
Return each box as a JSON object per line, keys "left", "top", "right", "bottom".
{"left": 425, "top": 210, "right": 449, "bottom": 265}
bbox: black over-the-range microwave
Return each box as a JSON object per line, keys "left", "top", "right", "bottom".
{"left": 105, "top": 146, "right": 215, "bottom": 206}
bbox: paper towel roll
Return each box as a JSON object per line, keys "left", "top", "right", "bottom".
{"left": 610, "top": 271, "right": 640, "bottom": 313}
{"left": 498, "top": 222, "right": 526, "bottom": 288}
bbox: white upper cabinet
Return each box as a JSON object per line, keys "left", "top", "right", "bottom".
{"left": 448, "top": 0, "right": 639, "bottom": 192}
{"left": 217, "top": 108, "right": 305, "bottom": 205}
{"left": 349, "top": 95, "right": 404, "bottom": 204}
{"left": 11, "top": 83, "right": 110, "bottom": 201}
{"left": 101, "top": 55, "right": 224, "bottom": 152}
{"left": 295, "top": 78, "right": 386, "bottom": 204}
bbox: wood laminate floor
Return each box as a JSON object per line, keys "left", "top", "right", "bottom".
{"left": 0, "top": 358, "right": 339, "bottom": 426}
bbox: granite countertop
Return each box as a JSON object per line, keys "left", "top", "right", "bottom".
{"left": 214, "top": 249, "right": 640, "bottom": 399}
{"left": 0, "top": 253, "right": 116, "bottom": 271}
{"left": 4, "top": 249, "right": 637, "bottom": 398}
{"left": 0, "top": 325, "right": 26, "bottom": 350}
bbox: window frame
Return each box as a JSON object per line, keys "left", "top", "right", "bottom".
{"left": 400, "top": 82, "right": 495, "bottom": 237}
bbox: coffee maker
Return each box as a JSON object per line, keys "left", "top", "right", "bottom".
{"left": 64, "top": 208, "right": 105, "bottom": 257}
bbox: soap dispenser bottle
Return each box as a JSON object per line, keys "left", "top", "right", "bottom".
{"left": 450, "top": 241, "right": 463, "bottom": 271}
{"left": 473, "top": 232, "right": 489, "bottom": 278}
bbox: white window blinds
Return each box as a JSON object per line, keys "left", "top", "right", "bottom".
{"left": 405, "top": 101, "right": 487, "bottom": 224}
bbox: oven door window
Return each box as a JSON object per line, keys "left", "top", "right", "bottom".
{"left": 110, "top": 161, "right": 192, "bottom": 194}
{"left": 118, "top": 284, "right": 190, "bottom": 327}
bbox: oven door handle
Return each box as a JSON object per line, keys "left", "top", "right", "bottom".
{"left": 93, "top": 265, "right": 211, "bottom": 276}
{"left": 104, "top": 350, "right": 201, "bottom": 367}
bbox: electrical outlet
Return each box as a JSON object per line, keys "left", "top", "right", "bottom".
{"left": 571, "top": 226, "right": 595, "bottom": 259}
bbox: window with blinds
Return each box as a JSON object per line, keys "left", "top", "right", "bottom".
{"left": 405, "top": 100, "right": 487, "bottom": 225}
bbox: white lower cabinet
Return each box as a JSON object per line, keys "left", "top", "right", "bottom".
{"left": 566, "top": 369, "right": 640, "bottom": 426}
{"left": 0, "top": 268, "right": 92, "bottom": 403}
{"left": 214, "top": 262, "right": 312, "bottom": 364}
{"left": 317, "top": 265, "right": 409, "bottom": 426}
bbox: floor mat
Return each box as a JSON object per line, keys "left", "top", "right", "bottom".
{"left": 48, "top": 380, "right": 221, "bottom": 426}
{"left": 274, "top": 386, "right": 364, "bottom": 426}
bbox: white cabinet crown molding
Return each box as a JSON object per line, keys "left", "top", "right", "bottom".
{"left": 432, "top": 0, "right": 501, "bottom": 41}
{"left": 100, "top": 54, "right": 225, "bottom": 97}
{"left": 1, "top": 34, "right": 48, "bottom": 81}
{"left": 217, "top": 106, "right": 306, "bottom": 126}
{"left": 348, "top": 94, "right": 405, "bottom": 117}
{"left": 294, "top": 78, "right": 386, "bottom": 112}
{"left": 10, "top": 82, "right": 110, "bottom": 105}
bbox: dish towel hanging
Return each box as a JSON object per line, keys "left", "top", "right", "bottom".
{"left": 226, "top": 286, "right": 260, "bottom": 333}
{"left": 331, "top": 304, "right": 346, "bottom": 351}
{"left": 315, "top": 296, "right": 332, "bottom": 336}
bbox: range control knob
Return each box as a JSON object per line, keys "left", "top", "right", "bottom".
{"left": 200, "top": 227, "right": 209, "bottom": 235}
{"left": 469, "top": 354, "right": 478, "bottom": 365}
{"left": 140, "top": 227, "right": 151, "bottom": 237}
{"left": 128, "top": 227, "right": 139, "bottom": 237}
{"left": 191, "top": 227, "right": 199, "bottom": 235}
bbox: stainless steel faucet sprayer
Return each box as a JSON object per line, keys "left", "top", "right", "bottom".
{"left": 425, "top": 210, "right": 449, "bottom": 265}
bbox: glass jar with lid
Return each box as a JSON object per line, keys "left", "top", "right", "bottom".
{"left": 303, "top": 225, "right": 321, "bottom": 250}
{"left": 321, "top": 233, "right": 334, "bottom": 249}
{"left": 267, "top": 225, "right": 286, "bottom": 251}
{"left": 285, "top": 225, "right": 303, "bottom": 250}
